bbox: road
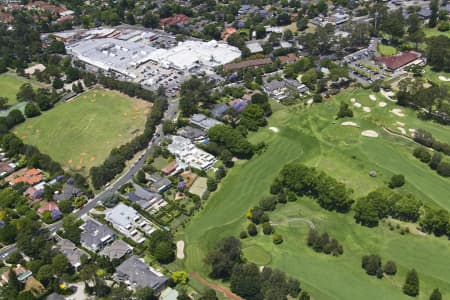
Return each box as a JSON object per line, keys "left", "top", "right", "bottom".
{"left": 0, "top": 98, "right": 179, "bottom": 259}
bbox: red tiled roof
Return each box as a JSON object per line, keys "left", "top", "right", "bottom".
{"left": 37, "top": 201, "right": 59, "bottom": 214}
{"left": 221, "top": 27, "right": 237, "bottom": 40}
{"left": 375, "top": 51, "right": 421, "bottom": 70}
{"left": 278, "top": 53, "right": 298, "bottom": 64}
{"left": 161, "top": 161, "right": 177, "bottom": 175}
{"left": 160, "top": 14, "right": 189, "bottom": 26}
{"left": 0, "top": 13, "right": 13, "bottom": 24}
{"left": 10, "top": 168, "right": 43, "bottom": 185}
{"left": 223, "top": 58, "right": 272, "bottom": 72}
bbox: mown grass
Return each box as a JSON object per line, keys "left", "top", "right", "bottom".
{"left": 378, "top": 44, "right": 398, "bottom": 56}
{"left": 178, "top": 87, "right": 450, "bottom": 300}
{"left": 14, "top": 88, "right": 151, "bottom": 175}
{"left": 0, "top": 73, "right": 42, "bottom": 106}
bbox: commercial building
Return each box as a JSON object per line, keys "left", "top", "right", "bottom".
{"left": 168, "top": 136, "right": 216, "bottom": 171}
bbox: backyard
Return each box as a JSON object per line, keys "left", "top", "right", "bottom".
{"left": 178, "top": 89, "right": 450, "bottom": 300}
{"left": 14, "top": 88, "right": 151, "bottom": 175}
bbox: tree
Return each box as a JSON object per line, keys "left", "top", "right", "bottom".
{"left": 230, "top": 263, "right": 262, "bottom": 299}
{"left": 199, "top": 288, "right": 218, "bottom": 300}
{"left": 0, "top": 223, "right": 17, "bottom": 244}
{"left": 204, "top": 237, "right": 242, "bottom": 280}
{"left": 384, "top": 261, "right": 397, "bottom": 275}
{"left": 283, "top": 29, "right": 293, "bottom": 41}
{"left": 135, "top": 287, "right": 156, "bottom": 300}
{"left": 240, "top": 104, "right": 267, "bottom": 131}
{"left": 313, "top": 94, "right": 323, "bottom": 103}
{"left": 337, "top": 102, "right": 353, "bottom": 119}
{"left": 262, "top": 222, "right": 273, "bottom": 235}
{"left": 16, "top": 83, "right": 35, "bottom": 102}
{"left": 429, "top": 0, "right": 439, "bottom": 28}
{"left": 429, "top": 153, "right": 442, "bottom": 170}
{"left": 413, "top": 147, "right": 431, "bottom": 163}
{"left": 52, "top": 253, "right": 69, "bottom": 277}
{"left": 62, "top": 214, "right": 82, "bottom": 244}
{"left": 389, "top": 174, "right": 405, "bottom": 189}
{"left": 362, "top": 255, "right": 382, "bottom": 276}
{"left": 436, "top": 162, "right": 450, "bottom": 177}
{"left": 429, "top": 288, "right": 442, "bottom": 300}
{"left": 207, "top": 177, "right": 218, "bottom": 192}
{"left": 6, "top": 109, "right": 25, "bottom": 128}
{"left": 254, "top": 24, "right": 266, "bottom": 39}
{"left": 426, "top": 36, "right": 450, "bottom": 72}
{"left": 403, "top": 269, "right": 419, "bottom": 297}
{"left": 142, "top": 13, "right": 160, "bottom": 28}
{"left": 24, "top": 103, "right": 41, "bottom": 118}
{"left": 52, "top": 77, "right": 64, "bottom": 89}
{"left": 172, "top": 271, "right": 188, "bottom": 285}
{"left": 135, "top": 170, "right": 146, "bottom": 184}
{"left": 0, "top": 97, "right": 8, "bottom": 109}
{"left": 247, "top": 223, "right": 257, "bottom": 236}
{"left": 162, "top": 120, "right": 176, "bottom": 135}
{"left": 299, "top": 291, "right": 311, "bottom": 300}
{"left": 154, "top": 241, "right": 175, "bottom": 264}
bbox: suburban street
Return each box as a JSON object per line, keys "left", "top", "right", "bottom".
{"left": 0, "top": 98, "right": 178, "bottom": 259}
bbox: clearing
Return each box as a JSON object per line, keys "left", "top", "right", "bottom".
{"left": 179, "top": 88, "right": 450, "bottom": 300}
{"left": 0, "top": 73, "right": 43, "bottom": 106}
{"left": 14, "top": 88, "right": 151, "bottom": 175}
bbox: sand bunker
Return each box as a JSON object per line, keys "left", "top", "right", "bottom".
{"left": 269, "top": 127, "right": 279, "bottom": 133}
{"left": 341, "top": 121, "right": 359, "bottom": 127}
{"left": 361, "top": 130, "right": 379, "bottom": 138}
{"left": 438, "top": 75, "right": 450, "bottom": 82}
{"left": 390, "top": 109, "right": 405, "bottom": 117}
{"left": 397, "top": 127, "right": 406, "bottom": 135}
{"left": 363, "top": 106, "right": 371, "bottom": 112}
{"left": 369, "top": 94, "right": 377, "bottom": 101}
{"left": 378, "top": 101, "right": 387, "bottom": 107}
{"left": 353, "top": 102, "right": 362, "bottom": 108}
{"left": 396, "top": 121, "right": 405, "bottom": 127}
{"left": 307, "top": 98, "right": 314, "bottom": 104}
{"left": 176, "top": 240, "right": 185, "bottom": 259}
{"left": 350, "top": 98, "right": 356, "bottom": 103}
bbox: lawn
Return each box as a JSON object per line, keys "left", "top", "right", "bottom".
{"left": 378, "top": 44, "right": 397, "bottom": 56}
{"left": 14, "top": 88, "right": 151, "bottom": 175}
{"left": 423, "top": 26, "right": 450, "bottom": 39}
{"left": 179, "top": 88, "right": 450, "bottom": 300}
{"left": 0, "top": 73, "right": 42, "bottom": 106}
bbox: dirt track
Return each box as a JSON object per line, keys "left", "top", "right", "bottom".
{"left": 189, "top": 272, "right": 243, "bottom": 300}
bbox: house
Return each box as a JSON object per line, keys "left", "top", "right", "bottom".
{"left": 264, "top": 80, "right": 289, "bottom": 101}
{"left": 159, "top": 14, "right": 189, "bottom": 27}
{"left": 160, "top": 287, "right": 180, "bottom": 300}
{"left": 0, "top": 161, "right": 15, "bottom": 177}
{"left": 168, "top": 136, "right": 217, "bottom": 171}
{"left": 1, "top": 265, "right": 32, "bottom": 285}
{"left": 228, "top": 98, "right": 250, "bottom": 113}
{"left": 99, "top": 239, "right": 133, "bottom": 261}
{"left": 190, "top": 114, "right": 223, "bottom": 130}
{"left": 37, "top": 201, "right": 61, "bottom": 220}
{"left": 246, "top": 41, "right": 264, "bottom": 54}
{"left": 10, "top": 168, "right": 43, "bottom": 185}
{"left": 178, "top": 126, "right": 206, "bottom": 143}
{"left": 210, "top": 103, "right": 229, "bottom": 118}
{"left": 106, "top": 203, "right": 155, "bottom": 242}
{"left": 24, "top": 181, "right": 46, "bottom": 201}
{"left": 54, "top": 183, "right": 82, "bottom": 202}
{"left": 80, "top": 217, "right": 116, "bottom": 252}
{"left": 127, "top": 183, "right": 166, "bottom": 210}
{"left": 417, "top": 8, "right": 432, "bottom": 19}
{"left": 46, "top": 293, "right": 65, "bottom": 300}
{"left": 56, "top": 238, "right": 89, "bottom": 269}
{"left": 161, "top": 160, "right": 178, "bottom": 175}
{"left": 148, "top": 174, "right": 173, "bottom": 193}
{"left": 278, "top": 53, "right": 299, "bottom": 64}
{"left": 114, "top": 256, "right": 167, "bottom": 291}
{"left": 0, "top": 12, "right": 13, "bottom": 23}
{"left": 221, "top": 27, "right": 237, "bottom": 41}
{"left": 375, "top": 51, "right": 423, "bottom": 71}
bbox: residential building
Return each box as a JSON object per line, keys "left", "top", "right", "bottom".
{"left": 80, "top": 217, "right": 116, "bottom": 252}
{"left": 221, "top": 27, "right": 237, "bottom": 41}
{"left": 190, "top": 113, "right": 223, "bottom": 130}
{"left": 168, "top": 136, "right": 217, "bottom": 171}
{"left": 264, "top": 79, "right": 289, "bottom": 101}
{"left": 106, "top": 203, "right": 155, "bottom": 243}
{"left": 99, "top": 239, "right": 132, "bottom": 261}
{"left": 161, "top": 160, "right": 178, "bottom": 175}
{"left": 55, "top": 238, "right": 89, "bottom": 269}
{"left": 246, "top": 41, "right": 264, "bottom": 54}
{"left": 54, "top": 183, "right": 82, "bottom": 201}
{"left": 127, "top": 183, "right": 167, "bottom": 211}
{"left": 37, "top": 201, "right": 61, "bottom": 220}
{"left": 9, "top": 168, "right": 43, "bottom": 185}
{"left": 210, "top": 103, "right": 229, "bottom": 118}
{"left": 114, "top": 255, "right": 167, "bottom": 291}
{"left": 148, "top": 174, "right": 172, "bottom": 193}
{"left": 228, "top": 98, "right": 250, "bottom": 113}
{"left": 178, "top": 126, "right": 207, "bottom": 143}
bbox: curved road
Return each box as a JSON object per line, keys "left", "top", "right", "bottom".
{"left": 0, "top": 99, "right": 178, "bottom": 259}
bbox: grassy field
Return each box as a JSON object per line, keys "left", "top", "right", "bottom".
{"left": 178, "top": 88, "right": 450, "bottom": 300}
{"left": 0, "top": 73, "right": 42, "bottom": 106}
{"left": 378, "top": 44, "right": 397, "bottom": 56}
{"left": 14, "top": 88, "right": 151, "bottom": 175}
{"left": 423, "top": 26, "right": 450, "bottom": 39}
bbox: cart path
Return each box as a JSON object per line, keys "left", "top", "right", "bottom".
{"left": 189, "top": 272, "right": 243, "bottom": 300}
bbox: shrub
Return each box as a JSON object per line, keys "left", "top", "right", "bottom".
{"left": 262, "top": 222, "right": 273, "bottom": 235}
{"left": 239, "top": 231, "right": 248, "bottom": 239}
{"left": 436, "top": 162, "right": 450, "bottom": 177}
{"left": 273, "top": 234, "right": 283, "bottom": 244}
{"left": 247, "top": 223, "right": 258, "bottom": 236}
{"left": 383, "top": 261, "right": 397, "bottom": 275}
{"left": 389, "top": 174, "right": 405, "bottom": 188}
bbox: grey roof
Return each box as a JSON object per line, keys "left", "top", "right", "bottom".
{"left": 153, "top": 178, "right": 172, "bottom": 192}
{"left": 417, "top": 8, "right": 432, "bottom": 18}
{"left": 99, "top": 239, "right": 132, "bottom": 260}
{"left": 115, "top": 255, "right": 167, "bottom": 290}
{"left": 178, "top": 126, "right": 206, "bottom": 140}
{"left": 80, "top": 217, "right": 115, "bottom": 252}
{"left": 210, "top": 104, "right": 229, "bottom": 118}
{"left": 106, "top": 203, "right": 139, "bottom": 228}
{"left": 56, "top": 238, "right": 89, "bottom": 267}
{"left": 128, "top": 183, "right": 163, "bottom": 209}
{"left": 264, "top": 79, "right": 286, "bottom": 92}
{"left": 54, "top": 183, "right": 82, "bottom": 201}
{"left": 46, "top": 293, "right": 65, "bottom": 300}
{"left": 190, "top": 114, "right": 223, "bottom": 130}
